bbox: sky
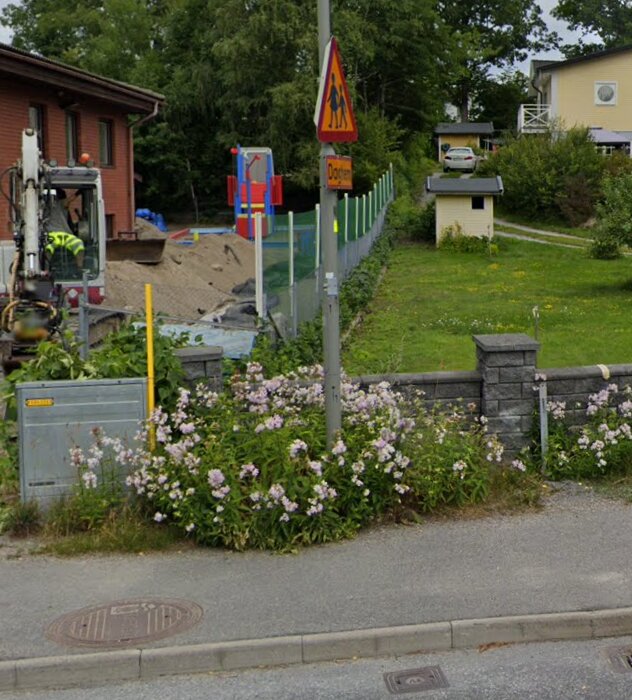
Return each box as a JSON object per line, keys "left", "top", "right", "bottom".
{"left": 0, "top": 0, "right": 593, "bottom": 72}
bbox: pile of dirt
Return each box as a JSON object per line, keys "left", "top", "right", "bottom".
{"left": 104, "top": 234, "right": 255, "bottom": 320}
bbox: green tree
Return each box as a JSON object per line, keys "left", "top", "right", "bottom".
{"left": 552, "top": 0, "right": 632, "bottom": 53}
{"left": 471, "top": 70, "right": 531, "bottom": 133}
{"left": 1, "top": 0, "right": 165, "bottom": 83}
{"left": 437, "top": 0, "right": 557, "bottom": 120}
{"left": 2, "top": 0, "right": 453, "bottom": 213}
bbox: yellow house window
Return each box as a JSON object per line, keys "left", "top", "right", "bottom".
{"left": 472, "top": 196, "right": 485, "bottom": 210}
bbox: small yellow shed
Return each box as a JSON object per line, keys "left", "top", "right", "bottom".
{"left": 434, "top": 122, "right": 495, "bottom": 160}
{"left": 425, "top": 176, "right": 504, "bottom": 245}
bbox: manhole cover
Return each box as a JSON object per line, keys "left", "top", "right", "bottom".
{"left": 604, "top": 646, "right": 632, "bottom": 674}
{"left": 46, "top": 598, "right": 203, "bottom": 648}
{"left": 384, "top": 666, "right": 449, "bottom": 694}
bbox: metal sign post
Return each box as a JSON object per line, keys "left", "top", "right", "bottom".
{"left": 317, "top": 0, "right": 338, "bottom": 445}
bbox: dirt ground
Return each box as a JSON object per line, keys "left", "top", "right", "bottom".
{"left": 104, "top": 234, "right": 255, "bottom": 320}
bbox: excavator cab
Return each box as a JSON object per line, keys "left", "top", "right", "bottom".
{"left": 44, "top": 169, "right": 106, "bottom": 303}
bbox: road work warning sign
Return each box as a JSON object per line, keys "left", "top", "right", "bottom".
{"left": 315, "top": 37, "right": 358, "bottom": 143}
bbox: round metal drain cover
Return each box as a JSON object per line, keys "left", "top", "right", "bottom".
{"left": 46, "top": 598, "right": 203, "bottom": 648}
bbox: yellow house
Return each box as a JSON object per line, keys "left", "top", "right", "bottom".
{"left": 434, "top": 122, "right": 495, "bottom": 160}
{"left": 425, "top": 176, "right": 504, "bottom": 245}
{"left": 519, "top": 45, "right": 632, "bottom": 150}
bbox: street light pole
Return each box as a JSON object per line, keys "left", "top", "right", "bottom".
{"left": 317, "top": 0, "right": 342, "bottom": 445}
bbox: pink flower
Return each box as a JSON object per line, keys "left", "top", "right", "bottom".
{"left": 208, "top": 469, "right": 225, "bottom": 488}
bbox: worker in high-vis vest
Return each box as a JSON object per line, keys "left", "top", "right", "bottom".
{"left": 45, "top": 231, "right": 85, "bottom": 269}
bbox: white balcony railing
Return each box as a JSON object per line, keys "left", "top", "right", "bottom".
{"left": 518, "top": 104, "right": 551, "bottom": 133}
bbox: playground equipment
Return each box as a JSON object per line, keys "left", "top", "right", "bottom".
{"left": 227, "top": 146, "right": 283, "bottom": 240}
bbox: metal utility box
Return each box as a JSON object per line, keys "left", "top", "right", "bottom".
{"left": 17, "top": 378, "right": 147, "bottom": 507}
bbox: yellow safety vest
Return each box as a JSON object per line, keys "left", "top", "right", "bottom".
{"left": 45, "top": 231, "right": 84, "bottom": 258}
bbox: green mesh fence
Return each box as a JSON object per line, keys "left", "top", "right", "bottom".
{"left": 260, "top": 169, "right": 393, "bottom": 333}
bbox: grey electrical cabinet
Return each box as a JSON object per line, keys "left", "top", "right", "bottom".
{"left": 16, "top": 378, "right": 147, "bottom": 507}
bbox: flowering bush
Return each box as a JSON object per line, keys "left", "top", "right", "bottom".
{"left": 542, "top": 383, "right": 632, "bottom": 479}
{"left": 401, "top": 402, "right": 504, "bottom": 510}
{"left": 73, "top": 365, "right": 513, "bottom": 551}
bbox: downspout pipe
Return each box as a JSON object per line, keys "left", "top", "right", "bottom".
{"left": 128, "top": 100, "right": 161, "bottom": 231}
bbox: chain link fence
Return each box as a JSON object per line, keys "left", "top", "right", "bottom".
{"left": 258, "top": 165, "right": 394, "bottom": 337}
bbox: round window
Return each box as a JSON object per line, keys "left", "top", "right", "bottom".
{"left": 597, "top": 84, "right": 615, "bottom": 102}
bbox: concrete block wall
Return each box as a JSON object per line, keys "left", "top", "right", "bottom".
{"left": 175, "top": 346, "right": 224, "bottom": 394}
{"left": 356, "top": 333, "right": 632, "bottom": 455}
{"left": 543, "top": 364, "right": 632, "bottom": 427}
{"left": 183, "top": 334, "right": 632, "bottom": 455}
{"left": 356, "top": 371, "right": 481, "bottom": 413}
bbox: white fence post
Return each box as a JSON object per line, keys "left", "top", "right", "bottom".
{"left": 362, "top": 194, "right": 366, "bottom": 234}
{"left": 315, "top": 203, "right": 321, "bottom": 271}
{"left": 289, "top": 210, "right": 297, "bottom": 337}
{"left": 254, "top": 212, "right": 264, "bottom": 319}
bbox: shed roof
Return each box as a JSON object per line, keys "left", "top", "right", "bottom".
{"left": 425, "top": 176, "right": 504, "bottom": 196}
{"left": 0, "top": 42, "right": 164, "bottom": 113}
{"left": 434, "top": 122, "right": 495, "bottom": 136}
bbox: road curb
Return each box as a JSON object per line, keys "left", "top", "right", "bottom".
{"left": 2, "top": 607, "right": 632, "bottom": 691}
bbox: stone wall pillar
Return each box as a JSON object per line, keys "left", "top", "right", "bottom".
{"left": 473, "top": 333, "right": 540, "bottom": 454}
{"left": 174, "top": 345, "right": 224, "bottom": 393}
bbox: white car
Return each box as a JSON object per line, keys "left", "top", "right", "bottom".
{"left": 443, "top": 147, "right": 477, "bottom": 173}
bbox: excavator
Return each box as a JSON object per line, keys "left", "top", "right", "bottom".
{"left": 0, "top": 128, "right": 109, "bottom": 370}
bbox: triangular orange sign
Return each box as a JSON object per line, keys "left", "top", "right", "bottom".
{"left": 314, "top": 37, "right": 358, "bottom": 143}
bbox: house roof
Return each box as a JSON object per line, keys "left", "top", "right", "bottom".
{"left": 425, "top": 176, "right": 504, "bottom": 196}
{"left": 590, "top": 127, "right": 632, "bottom": 145}
{"left": 536, "top": 43, "right": 632, "bottom": 74}
{"left": 0, "top": 42, "right": 164, "bottom": 113}
{"left": 434, "top": 122, "right": 495, "bottom": 136}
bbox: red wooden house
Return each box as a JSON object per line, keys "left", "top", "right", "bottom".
{"left": 0, "top": 43, "right": 164, "bottom": 241}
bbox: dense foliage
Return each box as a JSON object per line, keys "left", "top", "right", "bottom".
{"left": 532, "top": 379, "right": 632, "bottom": 480}
{"left": 71, "top": 365, "right": 513, "bottom": 551}
{"left": 4, "top": 323, "right": 188, "bottom": 411}
{"left": 552, "top": 0, "right": 632, "bottom": 54}
{"left": 589, "top": 171, "right": 632, "bottom": 259}
{"left": 1, "top": 0, "right": 553, "bottom": 214}
{"left": 477, "top": 126, "right": 604, "bottom": 225}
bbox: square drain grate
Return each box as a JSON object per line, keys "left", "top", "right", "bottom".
{"left": 605, "top": 646, "right": 632, "bottom": 674}
{"left": 384, "top": 666, "right": 449, "bottom": 694}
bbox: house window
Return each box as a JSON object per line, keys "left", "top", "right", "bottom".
{"left": 472, "top": 196, "right": 485, "bottom": 210}
{"left": 65, "top": 112, "right": 79, "bottom": 162}
{"left": 28, "top": 104, "right": 46, "bottom": 155}
{"left": 595, "top": 81, "right": 617, "bottom": 106}
{"left": 99, "top": 119, "right": 114, "bottom": 166}
{"left": 105, "top": 214, "right": 115, "bottom": 239}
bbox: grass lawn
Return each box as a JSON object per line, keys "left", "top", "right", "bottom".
{"left": 494, "top": 208, "right": 593, "bottom": 239}
{"left": 343, "top": 237, "right": 632, "bottom": 374}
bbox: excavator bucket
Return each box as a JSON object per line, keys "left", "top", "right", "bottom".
{"left": 106, "top": 235, "right": 166, "bottom": 264}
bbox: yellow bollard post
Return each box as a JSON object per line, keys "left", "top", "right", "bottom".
{"left": 145, "top": 283, "right": 156, "bottom": 451}
{"left": 193, "top": 231, "right": 200, "bottom": 242}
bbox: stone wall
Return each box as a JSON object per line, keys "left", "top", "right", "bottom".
{"left": 356, "top": 333, "right": 632, "bottom": 455}
{"left": 175, "top": 346, "right": 224, "bottom": 394}
{"left": 543, "top": 364, "right": 632, "bottom": 426}
{"left": 193, "top": 333, "right": 632, "bottom": 454}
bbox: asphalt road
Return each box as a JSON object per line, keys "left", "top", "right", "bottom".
{"left": 2, "top": 486, "right": 632, "bottom": 661}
